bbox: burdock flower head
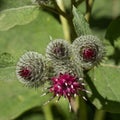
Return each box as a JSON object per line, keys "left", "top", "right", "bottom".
{"left": 16, "top": 39, "right": 90, "bottom": 110}
{"left": 46, "top": 39, "right": 78, "bottom": 76}
{"left": 46, "top": 39, "right": 71, "bottom": 62}
{"left": 16, "top": 51, "right": 47, "bottom": 87}
{"left": 44, "top": 72, "right": 87, "bottom": 106}
{"left": 72, "top": 35, "right": 105, "bottom": 70}
{"left": 50, "top": 73, "right": 84, "bottom": 100}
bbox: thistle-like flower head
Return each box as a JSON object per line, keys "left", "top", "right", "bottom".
{"left": 46, "top": 39, "right": 71, "bottom": 62}
{"left": 72, "top": 35, "right": 105, "bottom": 70}
{"left": 16, "top": 51, "right": 47, "bottom": 87}
{"left": 49, "top": 73, "right": 84, "bottom": 101}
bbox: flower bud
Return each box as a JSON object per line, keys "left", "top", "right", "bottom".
{"left": 16, "top": 51, "right": 47, "bottom": 87}
{"left": 72, "top": 35, "right": 105, "bottom": 70}
{"left": 46, "top": 39, "right": 71, "bottom": 62}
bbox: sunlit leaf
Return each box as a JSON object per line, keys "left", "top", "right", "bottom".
{"left": 0, "top": 6, "right": 39, "bottom": 31}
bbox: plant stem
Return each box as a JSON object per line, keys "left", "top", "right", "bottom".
{"left": 74, "top": 0, "right": 84, "bottom": 7}
{"left": 94, "top": 110, "right": 106, "bottom": 120}
{"left": 56, "top": 0, "right": 71, "bottom": 42}
{"left": 71, "top": 0, "right": 76, "bottom": 5}
{"left": 85, "top": 0, "right": 94, "bottom": 22}
{"left": 112, "top": 0, "right": 119, "bottom": 18}
{"left": 70, "top": 97, "right": 79, "bottom": 113}
{"left": 43, "top": 104, "right": 54, "bottom": 120}
{"left": 70, "top": 97, "right": 88, "bottom": 120}
{"left": 52, "top": 0, "right": 68, "bottom": 18}
{"left": 78, "top": 97, "right": 87, "bottom": 120}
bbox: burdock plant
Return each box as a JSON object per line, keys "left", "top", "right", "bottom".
{"left": 1, "top": 0, "right": 120, "bottom": 119}
{"left": 16, "top": 35, "right": 105, "bottom": 110}
{"left": 16, "top": 0, "right": 106, "bottom": 116}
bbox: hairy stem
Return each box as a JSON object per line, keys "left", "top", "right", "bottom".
{"left": 52, "top": 0, "right": 68, "bottom": 18}
{"left": 56, "top": 0, "right": 71, "bottom": 42}
{"left": 77, "top": 97, "right": 87, "bottom": 120}
{"left": 85, "top": 0, "right": 94, "bottom": 22}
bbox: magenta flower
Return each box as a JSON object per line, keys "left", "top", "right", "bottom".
{"left": 49, "top": 73, "right": 85, "bottom": 102}
{"left": 18, "top": 66, "right": 32, "bottom": 79}
{"left": 82, "top": 47, "right": 96, "bottom": 62}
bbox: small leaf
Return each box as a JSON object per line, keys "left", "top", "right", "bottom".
{"left": 0, "top": 5, "right": 39, "bottom": 31}
{"left": 105, "top": 17, "right": 120, "bottom": 46}
{"left": 72, "top": 6, "right": 91, "bottom": 36}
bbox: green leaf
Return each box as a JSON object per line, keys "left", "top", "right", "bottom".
{"left": 0, "top": 8, "right": 63, "bottom": 58}
{"left": 0, "top": 9, "right": 64, "bottom": 120}
{"left": 72, "top": 6, "right": 92, "bottom": 36}
{"left": 87, "top": 65, "right": 120, "bottom": 113}
{"left": 105, "top": 17, "right": 120, "bottom": 46}
{"left": 0, "top": 0, "right": 31, "bottom": 11}
{"left": 0, "top": 6, "right": 39, "bottom": 31}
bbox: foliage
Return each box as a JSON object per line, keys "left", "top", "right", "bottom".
{"left": 0, "top": 0, "right": 120, "bottom": 120}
